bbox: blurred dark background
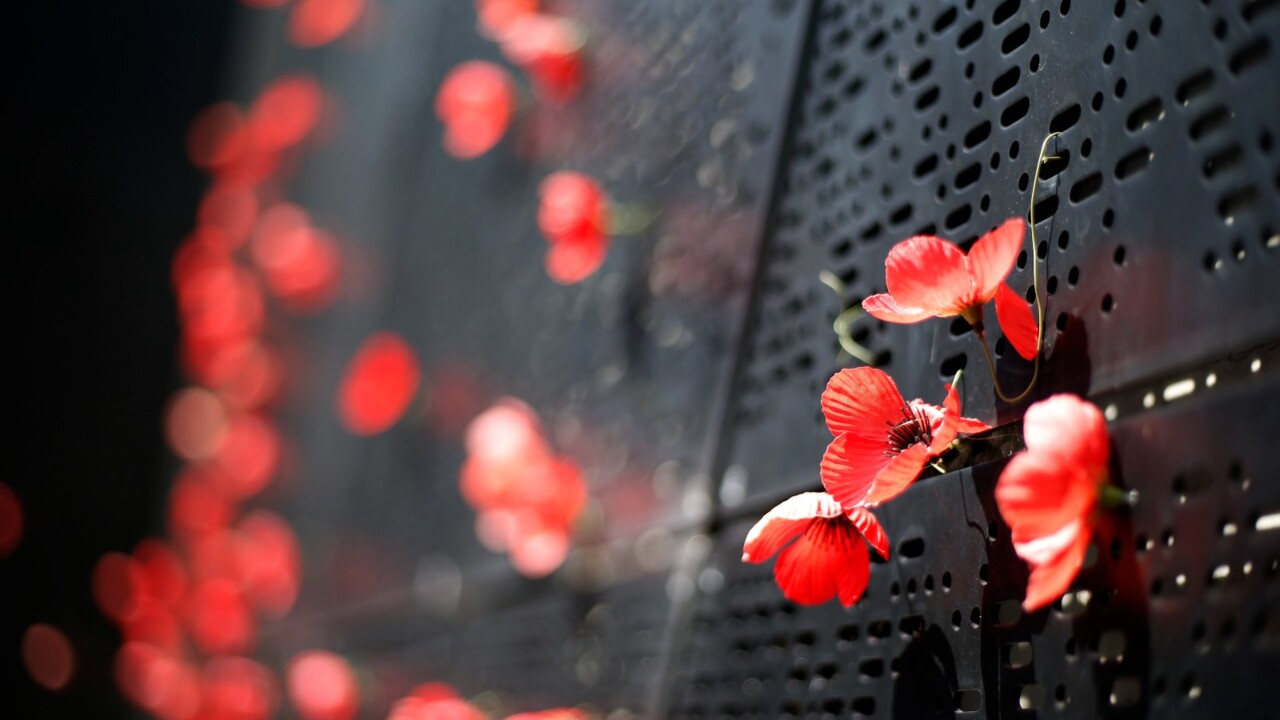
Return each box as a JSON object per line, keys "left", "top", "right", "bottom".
{"left": 9, "top": 2, "right": 232, "bottom": 715}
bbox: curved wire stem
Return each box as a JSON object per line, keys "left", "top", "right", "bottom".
{"left": 977, "top": 131, "right": 1059, "bottom": 404}
{"left": 819, "top": 270, "right": 877, "bottom": 365}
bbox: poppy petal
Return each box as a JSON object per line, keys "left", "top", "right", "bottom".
{"left": 955, "top": 416, "right": 993, "bottom": 434}
{"left": 847, "top": 506, "right": 889, "bottom": 560}
{"left": 742, "top": 492, "right": 842, "bottom": 563}
{"left": 1021, "top": 522, "right": 1090, "bottom": 611}
{"left": 821, "top": 433, "right": 891, "bottom": 509}
{"left": 966, "top": 218, "right": 1025, "bottom": 303}
{"left": 883, "top": 236, "right": 973, "bottom": 317}
{"left": 928, "top": 386, "right": 962, "bottom": 456}
{"left": 996, "top": 451, "right": 1096, "bottom": 539}
{"left": 774, "top": 519, "right": 868, "bottom": 607}
{"left": 994, "top": 282, "right": 1039, "bottom": 360}
{"left": 861, "top": 293, "right": 933, "bottom": 323}
{"left": 865, "top": 444, "right": 932, "bottom": 505}
{"left": 1022, "top": 395, "right": 1109, "bottom": 475}
{"left": 821, "top": 367, "right": 905, "bottom": 437}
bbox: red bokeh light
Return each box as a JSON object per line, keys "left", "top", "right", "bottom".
{"left": 475, "top": 0, "right": 538, "bottom": 39}
{"left": 93, "top": 552, "right": 146, "bottom": 623}
{"left": 188, "top": 578, "right": 256, "bottom": 655}
{"left": 116, "top": 643, "right": 203, "bottom": 720}
{"left": 188, "top": 103, "right": 247, "bottom": 171}
{"left": 0, "top": 482, "right": 22, "bottom": 557}
{"left": 461, "top": 399, "right": 585, "bottom": 576}
{"left": 200, "top": 655, "right": 279, "bottom": 720}
{"left": 235, "top": 510, "right": 301, "bottom": 617}
{"left": 250, "top": 75, "right": 323, "bottom": 151}
{"left": 122, "top": 598, "right": 184, "bottom": 655}
{"left": 435, "top": 61, "right": 516, "bottom": 159}
{"left": 387, "top": 682, "right": 486, "bottom": 720}
{"left": 336, "top": 332, "right": 421, "bottom": 435}
{"left": 286, "top": 650, "right": 359, "bottom": 720}
{"left": 167, "top": 466, "right": 235, "bottom": 546}
{"left": 166, "top": 388, "right": 229, "bottom": 462}
{"left": 197, "top": 183, "right": 260, "bottom": 250}
{"left": 22, "top": 624, "right": 76, "bottom": 692}
{"left": 499, "top": 14, "right": 584, "bottom": 103}
{"left": 133, "top": 539, "right": 189, "bottom": 607}
{"left": 211, "top": 413, "right": 281, "bottom": 501}
{"left": 289, "top": 0, "right": 365, "bottom": 48}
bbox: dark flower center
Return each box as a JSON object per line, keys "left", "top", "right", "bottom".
{"left": 884, "top": 404, "right": 933, "bottom": 456}
{"left": 805, "top": 516, "right": 856, "bottom": 549}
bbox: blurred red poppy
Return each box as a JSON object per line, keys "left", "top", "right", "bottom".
{"left": 286, "top": 651, "right": 359, "bottom": 720}
{"left": 235, "top": 510, "right": 301, "bottom": 617}
{"left": 200, "top": 656, "right": 278, "bottom": 720}
{"left": 117, "top": 643, "right": 203, "bottom": 719}
{"left": 996, "top": 394, "right": 1111, "bottom": 611}
{"left": 505, "top": 710, "right": 590, "bottom": 720}
{"left": 22, "top": 624, "right": 76, "bottom": 692}
{"left": 188, "top": 578, "right": 256, "bottom": 655}
{"left": 475, "top": 0, "right": 538, "bottom": 39}
{"left": 499, "top": 14, "right": 584, "bottom": 103}
{"left": 742, "top": 492, "right": 889, "bottom": 607}
{"left": 862, "top": 218, "right": 1038, "bottom": 359}
{"left": 387, "top": 682, "right": 485, "bottom": 720}
{"left": 819, "top": 367, "right": 988, "bottom": 508}
{"left": 250, "top": 75, "right": 323, "bottom": 151}
{"left": 337, "top": 332, "right": 421, "bottom": 435}
{"left": 167, "top": 466, "right": 236, "bottom": 547}
{"left": 132, "top": 539, "right": 188, "bottom": 608}
{"left": 211, "top": 413, "right": 281, "bottom": 500}
{"left": 436, "top": 61, "right": 517, "bottom": 159}
{"left": 537, "top": 171, "right": 609, "bottom": 284}
{"left": 0, "top": 482, "right": 23, "bottom": 557}
{"left": 289, "top": 0, "right": 365, "bottom": 48}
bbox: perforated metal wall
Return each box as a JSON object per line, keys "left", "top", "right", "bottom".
{"left": 219, "top": 0, "right": 1280, "bottom": 717}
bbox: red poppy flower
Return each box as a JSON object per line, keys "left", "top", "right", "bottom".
{"left": 498, "top": 13, "right": 584, "bottom": 103}
{"left": 741, "top": 492, "right": 889, "bottom": 607}
{"left": 436, "top": 61, "right": 517, "bottom": 159}
{"left": 537, "top": 171, "right": 609, "bottom": 284}
{"left": 819, "top": 367, "right": 988, "bottom": 508}
{"left": 995, "top": 394, "right": 1110, "bottom": 611}
{"left": 862, "top": 218, "right": 1039, "bottom": 360}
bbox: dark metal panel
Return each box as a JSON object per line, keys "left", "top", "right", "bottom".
{"left": 726, "top": 0, "right": 1280, "bottom": 505}
{"left": 673, "top": 363, "right": 1280, "bottom": 719}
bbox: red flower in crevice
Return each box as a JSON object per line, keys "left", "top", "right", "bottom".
{"left": 498, "top": 13, "right": 584, "bottom": 104}
{"left": 436, "top": 61, "right": 517, "bottom": 160}
{"left": 537, "top": 171, "right": 610, "bottom": 284}
{"left": 862, "top": 218, "right": 1039, "bottom": 360}
{"left": 742, "top": 492, "right": 888, "bottom": 607}
{"left": 996, "top": 394, "right": 1112, "bottom": 611}
{"left": 819, "top": 367, "right": 988, "bottom": 508}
